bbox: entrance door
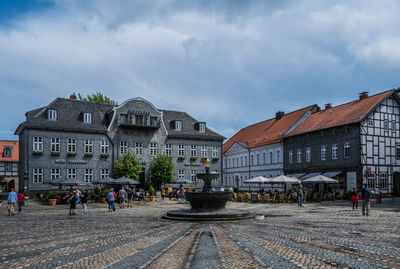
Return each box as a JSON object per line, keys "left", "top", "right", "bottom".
{"left": 393, "top": 172, "right": 400, "bottom": 196}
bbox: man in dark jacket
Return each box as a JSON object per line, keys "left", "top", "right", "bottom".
{"left": 361, "top": 184, "right": 372, "bottom": 216}
{"left": 297, "top": 185, "right": 304, "bottom": 206}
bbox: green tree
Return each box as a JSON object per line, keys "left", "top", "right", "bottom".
{"left": 78, "top": 92, "right": 117, "bottom": 104}
{"left": 113, "top": 152, "right": 142, "bottom": 180}
{"left": 149, "top": 155, "right": 174, "bottom": 190}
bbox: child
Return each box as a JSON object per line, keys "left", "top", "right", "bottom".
{"left": 350, "top": 188, "right": 359, "bottom": 210}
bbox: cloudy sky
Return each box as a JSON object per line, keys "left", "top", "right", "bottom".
{"left": 1, "top": 0, "right": 400, "bottom": 141}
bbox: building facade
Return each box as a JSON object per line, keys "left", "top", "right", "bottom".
{"left": 284, "top": 90, "right": 400, "bottom": 193}
{"left": 223, "top": 106, "right": 318, "bottom": 191}
{"left": 0, "top": 141, "right": 19, "bottom": 192}
{"left": 15, "top": 95, "right": 224, "bottom": 194}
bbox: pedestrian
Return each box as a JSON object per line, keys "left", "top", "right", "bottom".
{"left": 127, "top": 188, "right": 133, "bottom": 208}
{"left": 118, "top": 187, "right": 127, "bottom": 208}
{"left": 17, "top": 191, "right": 25, "bottom": 214}
{"left": 391, "top": 188, "right": 397, "bottom": 203}
{"left": 361, "top": 184, "right": 372, "bottom": 216}
{"left": 161, "top": 188, "right": 165, "bottom": 199}
{"left": 108, "top": 188, "right": 115, "bottom": 212}
{"left": 375, "top": 186, "right": 382, "bottom": 204}
{"left": 81, "top": 189, "right": 88, "bottom": 215}
{"left": 297, "top": 184, "right": 304, "bottom": 207}
{"left": 168, "top": 185, "right": 173, "bottom": 200}
{"left": 63, "top": 192, "right": 77, "bottom": 215}
{"left": 7, "top": 188, "right": 18, "bottom": 216}
{"left": 350, "top": 188, "right": 359, "bottom": 210}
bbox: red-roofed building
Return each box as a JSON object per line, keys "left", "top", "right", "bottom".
{"left": 223, "top": 105, "right": 318, "bottom": 190}
{"left": 284, "top": 90, "right": 400, "bottom": 194}
{"left": 0, "top": 141, "right": 19, "bottom": 192}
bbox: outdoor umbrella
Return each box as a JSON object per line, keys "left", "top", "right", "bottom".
{"left": 268, "top": 175, "right": 301, "bottom": 192}
{"left": 244, "top": 176, "right": 269, "bottom": 192}
{"left": 113, "top": 177, "right": 140, "bottom": 185}
{"left": 302, "top": 175, "right": 338, "bottom": 184}
{"left": 92, "top": 177, "right": 115, "bottom": 184}
{"left": 43, "top": 177, "right": 68, "bottom": 185}
{"left": 57, "top": 178, "right": 90, "bottom": 186}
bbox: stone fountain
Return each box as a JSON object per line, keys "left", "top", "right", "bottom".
{"left": 162, "top": 158, "right": 251, "bottom": 221}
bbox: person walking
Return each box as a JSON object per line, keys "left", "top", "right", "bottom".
{"left": 127, "top": 188, "right": 133, "bottom": 208}
{"left": 81, "top": 189, "right": 88, "bottom": 215}
{"left": 118, "top": 187, "right": 127, "bottom": 209}
{"left": 7, "top": 188, "right": 18, "bottom": 216}
{"left": 168, "top": 185, "right": 173, "bottom": 200}
{"left": 108, "top": 188, "right": 115, "bottom": 212}
{"left": 361, "top": 184, "right": 372, "bottom": 216}
{"left": 375, "top": 186, "right": 382, "bottom": 204}
{"left": 350, "top": 188, "right": 359, "bottom": 210}
{"left": 17, "top": 191, "right": 25, "bottom": 214}
{"left": 391, "top": 188, "right": 397, "bottom": 203}
{"left": 297, "top": 185, "right": 304, "bottom": 207}
{"left": 63, "top": 192, "right": 77, "bottom": 215}
{"left": 161, "top": 188, "right": 166, "bottom": 199}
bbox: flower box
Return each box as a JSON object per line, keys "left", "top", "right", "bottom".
{"left": 32, "top": 151, "right": 43, "bottom": 156}
{"left": 100, "top": 153, "right": 109, "bottom": 158}
{"left": 84, "top": 152, "right": 93, "bottom": 158}
{"left": 212, "top": 157, "right": 219, "bottom": 162}
{"left": 50, "top": 151, "right": 60, "bottom": 156}
{"left": 67, "top": 152, "right": 76, "bottom": 157}
{"left": 190, "top": 156, "right": 197, "bottom": 161}
{"left": 177, "top": 156, "right": 185, "bottom": 161}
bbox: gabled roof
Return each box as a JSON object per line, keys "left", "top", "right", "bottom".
{"left": 0, "top": 141, "right": 19, "bottom": 162}
{"left": 286, "top": 90, "right": 394, "bottom": 137}
{"left": 162, "top": 110, "right": 225, "bottom": 141}
{"left": 223, "top": 105, "right": 316, "bottom": 153}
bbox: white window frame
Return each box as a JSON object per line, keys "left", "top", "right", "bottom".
{"left": 165, "top": 144, "right": 172, "bottom": 156}
{"left": 85, "top": 140, "right": 93, "bottom": 153}
{"left": 175, "top": 121, "right": 182, "bottom": 131}
{"left": 67, "top": 138, "right": 76, "bottom": 153}
{"left": 344, "top": 143, "right": 350, "bottom": 159}
{"left": 392, "top": 121, "right": 396, "bottom": 132}
{"left": 201, "top": 146, "right": 207, "bottom": 157}
{"left": 101, "top": 169, "right": 109, "bottom": 179}
{"left": 190, "top": 145, "right": 197, "bottom": 157}
{"left": 85, "top": 169, "right": 93, "bottom": 182}
{"left": 101, "top": 140, "right": 109, "bottom": 154}
{"left": 321, "top": 145, "right": 327, "bottom": 161}
{"left": 384, "top": 119, "right": 389, "bottom": 131}
{"left": 250, "top": 155, "right": 254, "bottom": 165}
{"left": 367, "top": 173, "right": 376, "bottom": 189}
{"left": 149, "top": 142, "right": 157, "bottom": 156}
{"left": 33, "top": 137, "right": 43, "bottom": 152}
{"left": 297, "top": 149, "right": 302, "bottom": 163}
{"left": 332, "top": 144, "right": 338, "bottom": 160}
{"left": 367, "top": 119, "right": 373, "bottom": 126}
{"left": 277, "top": 150, "right": 280, "bottom": 163}
{"left": 67, "top": 168, "right": 76, "bottom": 179}
{"left": 306, "top": 147, "right": 311, "bottom": 163}
{"left": 199, "top": 123, "right": 206, "bottom": 132}
{"left": 48, "top": 109, "right": 57, "bottom": 120}
{"left": 178, "top": 145, "right": 185, "bottom": 156}
{"left": 51, "top": 168, "right": 60, "bottom": 180}
{"left": 378, "top": 173, "right": 388, "bottom": 189}
{"left": 256, "top": 154, "right": 260, "bottom": 165}
{"left": 120, "top": 141, "right": 128, "bottom": 155}
{"left": 178, "top": 169, "right": 185, "bottom": 179}
{"left": 288, "top": 151, "right": 293, "bottom": 164}
{"left": 270, "top": 151, "right": 273, "bottom": 164}
{"left": 396, "top": 143, "right": 400, "bottom": 159}
{"left": 51, "top": 137, "right": 60, "bottom": 153}
{"left": 212, "top": 146, "right": 218, "bottom": 158}
{"left": 190, "top": 170, "right": 197, "bottom": 181}
{"left": 33, "top": 168, "right": 43, "bottom": 183}
{"left": 83, "top": 112, "right": 92, "bottom": 123}
{"left": 135, "top": 142, "right": 143, "bottom": 155}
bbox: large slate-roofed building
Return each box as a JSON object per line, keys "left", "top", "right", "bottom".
{"left": 15, "top": 94, "right": 224, "bottom": 194}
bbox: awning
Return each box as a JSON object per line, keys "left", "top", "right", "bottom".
{"left": 300, "top": 172, "right": 321, "bottom": 180}
{"left": 322, "top": 171, "right": 342, "bottom": 178}
{"left": 287, "top": 173, "right": 305, "bottom": 178}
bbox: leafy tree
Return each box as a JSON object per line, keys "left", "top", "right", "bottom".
{"left": 78, "top": 92, "right": 117, "bottom": 104}
{"left": 149, "top": 155, "right": 174, "bottom": 190}
{"left": 113, "top": 152, "right": 142, "bottom": 180}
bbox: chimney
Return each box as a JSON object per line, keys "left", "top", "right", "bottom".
{"left": 70, "top": 93, "right": 77, "bottom": 100}
{"left": 275, "top": 111, "right": 285, "bottom": 120}
{"left": 324, "top": 103, "right": 332, "bottom": 110}
{"left": 359, "top": 92, "right": 368, "bottom": 100}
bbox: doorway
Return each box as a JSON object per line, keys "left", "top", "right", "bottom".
{"left": 393, "top": 172, "right": 400, "bottom": 196}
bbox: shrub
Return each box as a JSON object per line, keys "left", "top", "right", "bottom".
{"left": 287, "top": 185, "right": 298, "bottom": 195}
{"left": 48, "top": 191, "right": 57, "bottom": 199}
{"left": 343, "top": 190, "right": 352, "bottom": 200}
{"left": 148, "top": 186, "right": 156, "bottom": 196}
{"left": 236, "top": 192, "right": 243, "bottom": 201}
{"left": 102, "top": 188, "right": 110, "bottom": 197}
{"left": 313, "top": 191, "right": 323, "bottom": 201}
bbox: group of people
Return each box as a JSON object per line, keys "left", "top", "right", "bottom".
{"left": 63, "top": 188, "right": 89, "bottom": 215}
{"left": 106, "top": 187, "right": 134, "bottom": 212}
{"left": 5, "top": 188, "right": 25, "bottom": 216}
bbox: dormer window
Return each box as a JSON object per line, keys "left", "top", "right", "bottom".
{"left": 175, "top": 120, "right": 182, "bottom": 131}
{"left": 120, "top": 114, "right": 127, "bottom": 124}
{"left": 83, "top": 113, "right": 92, "bottom": 123}
{"left": 199, "top": 123, "right": 206, "bottom": 132}
{"left": 48, "top": 109, "right": 57, "bottom": 121}
{"left": 2, "top": 147, "right": 12, "bottom": 158}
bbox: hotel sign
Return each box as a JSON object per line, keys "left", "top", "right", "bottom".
{"left": 55, "top": 159, "right": 88, "bottom": 164}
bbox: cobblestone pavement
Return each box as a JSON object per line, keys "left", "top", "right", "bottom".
{"left": 1, "top": 198, "right": 399, "bottom": 269}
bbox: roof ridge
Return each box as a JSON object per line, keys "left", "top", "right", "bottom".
{"left": 56, "top": 97, "right": 116, "bottom": 106}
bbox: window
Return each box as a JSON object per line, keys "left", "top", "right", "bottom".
{"left": 190, "top": 145, "right": 197, "bottom": 157}
{"left": 199, "top": 123, "right": 206, "bottom": 132}
{"left": 277, "top": 150, "right": 280, "bottom": 163}
{"left": 101, "top": 169, "right": 109, "bottom": 179}
{"left": 51, "top": 138, "right": 60, "bottom": 153}
{"left": 83, "top": 112, "right": 92, "bottom": 123}
{"left": 120, "top": 114, "right": 127, "bottom": 124}
{"left": 101, "top": 141, "right": 109, "bottom": 154}
{"left": 2, "top": 147, "right": 11, "bottom": 158}
{"left": 332, "top": 144, "right": 338, "bottom": 160}
{"left": 240, "top": 156, "right": 243, "bottom": 166}
{"left": 178, "top": 145, "right": 185, "bottom": 156}
{"left": 321, "top": 146, "right": 326, "bottom": 161}
{"left": 392, "top": 121, "right": 396, "bottom": 132}
{"left": 120, "top": 141, "right": 128, "bottom": 154}
{"left": 5, "top": 163, "right": 12, "bottom": 172}
{"left": 384, "top": 119, "right": 389, "bottom": 131}
{"left": 48, "top": 109, "right": 57, "bottom": 120}
{"left": 263, "top": 152, "right": 266, "bottom": 164}
{"left": 270, "top": 151, "right": 273, "bottom": 164}
{"left": 368, "top": 119, "right": 374, "bottom": 126}
{"left": 344, "top": 143, "right": 350, "bottom": 158}
{"left": 149, "top": 142, "right": 157, "bottom": 156}
{"left": 67, "top": 168, "right": 76, "bottom": 179}
{"left": 33, "top": 137, "right": 43, "bottom": 152}
{"left": 190, "top": 170, "right": 197, "bottom": 181}
{"left": 228, "top": 159, "right": 231, "bottom": 168}
{"left": 378, "top": 173, "right": 388, "bottom": 189}
{"left": 396, "top": 143, "right": 400, "bottom": 159}
{"left": 212, "top": 146, "right": 218, "bottom": 158}
{"left": 175, "top": 121, "right": 182, "bottom": 131}
{"left": 256, "top": 154, "right": 260, "bottom": 165}
{"left": 250, "top": 155, "right": 254, "bottom": 165}
{"left": 135, "top": 115, "right": 144, "bottom": 125}
{"left": 289, "top": 151, "right": 293, "bottom": 164}
{"left": 150, "top": 117, "right": 158, "bottom": 127}
{"left": 306, "top": 147, "right": 311, "bottom": 163}
{"left": 33, "top": 168, "right": 43, "bottom": 183}
{"left": 297, "top": 149, "right": 302, "bottom": 163}
{"left": 245, "top": 155, "right": 247, "bottom": 166}
{"left": 234, "top": 158, "right": 237, "bottom": 167}
{"left": 85, "top": 140, "right": 93, "bottom": 153}
{"left": 165, "top": 144, "right": 172, "bottom": 156}
{"left": 85, "top": 169, "right": 93, "bottom": 182}
{"left": 201, "top": 146, "right": 207, "bottom": 157}
{"left": 67, "top": 139, "right": 76, "bottom": 153}
{"left": 178, "top": 169, "right": 185, "bottom": 179}
{"left": 51, "top": 168, "right": 60, "bottom": 180}
{"left": 236, "top": 157, "right": 239, "bottom": 167}
{"left": 367, "top": 173, "right": 376, "bottom": 189}
{"left": 135, "top": 142, "right": 143, "bottom": 155}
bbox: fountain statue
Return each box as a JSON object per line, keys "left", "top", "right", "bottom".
{"left": 163, "top": 157, "right": 251, "bottom": 221}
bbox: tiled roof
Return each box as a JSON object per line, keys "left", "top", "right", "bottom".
{"left": 223, "top": 105, "right": 316, "bottom": 153}
{"left": 162, "top": 110, "right": 225, "bottom": 141}
{"left": 286, "top": 90, "right": 393, "bottom": 137}
{"left": 0, "top": 141, "right": 19, "bottom": 162}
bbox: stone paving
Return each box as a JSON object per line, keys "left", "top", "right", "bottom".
{"left": 0, "top": 198, "right": 399, "bottom": 269}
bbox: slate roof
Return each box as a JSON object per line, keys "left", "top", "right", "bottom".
{"left": 15, "top": 98, "right": 115, "bottom": 135}
{"left": 286, "top": 90, "right": 394, "bottom": 137}
{"left": 223, "top": 105, "right": 316, "bottom": 153}
{"left": 0, "top": 141, "right": 19, "bottom": 162}
{"left": 161, "top": 110, "right": 225, "bottom": 141}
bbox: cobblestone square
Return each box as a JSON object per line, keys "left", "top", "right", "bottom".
{"left": 1, "top": 199, "right": 399, "bottom": 269}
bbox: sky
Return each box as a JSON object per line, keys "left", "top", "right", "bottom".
{"left": 1, "top": 0, "right": 400, "bottom": 141}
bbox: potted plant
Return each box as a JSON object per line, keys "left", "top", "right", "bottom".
{"left": 212, "top": 157, "right": 219, "bottom": 162}
{"left": 148, "top": 186, "right": 156, "bottom": 202}
{"left": 48, "top": 191, "right": 57, "bottom": 206}
{"left": 177, "top": 156, "right": 185, "bottom": 161}
{"left": 236, "top": 192, "right": 243, "bottom": 202}
{"left": 50, "top": 151, "right": 60, "bottom": 156}
{"left": 100, "top": 153, "right": 109, "bottom": 158}
{"left": 23, "top": 191, "right": 29, "bottom": 200}
{"left": 32, "top": 151, "right": 43, "bottom": 156}
{"left": 84, "top": 152, "right": 93, "bottom": 158}
{"left": 67, "top": 152, "right": 76, "bottom": 157}
{"left": 190, "top": 156, "right": 197, "bottom": 161}
{"left": 101, "top": 189, "right": 110, "bottom": 204}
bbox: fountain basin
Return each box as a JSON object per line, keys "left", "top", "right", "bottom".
{"left": 185, "top": 191, "right": 232, "bottom": 212}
